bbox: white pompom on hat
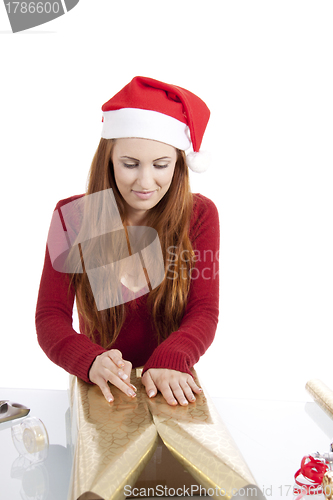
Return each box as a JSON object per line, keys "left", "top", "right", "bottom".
{"left": 101, "top": 76, "right": 211, "bottom": 173}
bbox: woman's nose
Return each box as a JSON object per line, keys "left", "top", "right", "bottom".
{"left": 137, "top": 166, "right": 154, "bottom": 188}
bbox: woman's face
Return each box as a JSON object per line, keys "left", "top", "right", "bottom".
{"left": 112, "top": 138, "right": 177, "bottom": 224}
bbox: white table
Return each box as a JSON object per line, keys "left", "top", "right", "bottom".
{"left": 1, "top": 387, "right": 332, "bottom": 499}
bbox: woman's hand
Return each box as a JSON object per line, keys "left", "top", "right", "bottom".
{"left": 141, "top": 368, "right": 202, "bottom": 406}
{"left": 89, "top": 349, "right": 136, "bottom": 403}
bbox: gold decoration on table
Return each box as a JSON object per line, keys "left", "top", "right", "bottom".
{"left": 306, "top": 379, "right": 333, "bottom": 420}
{"left": 68, "top": 370, "right": 259, "bottom": 500}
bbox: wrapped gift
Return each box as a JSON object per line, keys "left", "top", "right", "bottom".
{"left": 306, "top": 379, "right": 333, "bottom": 420}
{"left": 68, "top": 370, "right": 261, "bottom": 500}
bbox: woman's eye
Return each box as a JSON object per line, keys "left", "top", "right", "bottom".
{"left": 154, "top": 164, "right": 169, "bottom": 169}
{"left": 124, "top": 163, "right": 138, "bottom": 169}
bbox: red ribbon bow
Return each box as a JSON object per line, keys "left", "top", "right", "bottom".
{"left": 294, "top": 455, "right": 329, "bottom": 498}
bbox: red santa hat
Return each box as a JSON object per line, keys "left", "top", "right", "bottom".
{"left": 101, "top": 76, "right": 210, "bottom": 173}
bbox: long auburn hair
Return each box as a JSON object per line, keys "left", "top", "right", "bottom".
{"left": 69, "top": 138, "right": 194, "bottom": 348}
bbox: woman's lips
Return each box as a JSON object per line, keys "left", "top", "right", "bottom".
{"left": 132, "top": 190, "right": 156, "bottom": 199}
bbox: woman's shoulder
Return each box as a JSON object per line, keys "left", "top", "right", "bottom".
{"left": 192, "top": 193, "right": 219, "bottom": 219}
{"left": 54, "top": 194, "right": 85, "bottom": 211}
{"left": 189, "top": 193, "right": 219, "bottom": 242}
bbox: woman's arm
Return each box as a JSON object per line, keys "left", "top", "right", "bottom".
{"left": 37, "top": 197, "right": 144, "bottom": 400}
{"left": 35, "top": 198, "right": 108, "bottom": 382}
{"left": 36, "top": 245, "right": 136, "bottom": 399}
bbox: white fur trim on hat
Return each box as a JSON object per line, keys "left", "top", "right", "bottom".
{"left": 186, "top": 151, "right": 211, "bottom": 173}
{"left": 102, "top": 108, "right": 191, "bottom": 151}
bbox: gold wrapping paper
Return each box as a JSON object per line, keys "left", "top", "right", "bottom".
{"left": 306, "top": 379, "right": 333, "bottom": 420}
{"left": 68, "top": 375, "right": 158, "bottom": 500}
{"left": 147, "top": 388, "right": 256, "bottom": 497}
{"left": 68, "top": 370, "right": 258, "bottom": 500}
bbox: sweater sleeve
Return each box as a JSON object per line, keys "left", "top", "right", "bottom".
{"left": 35, "top": 198, "right": 106, "bottom": 383}
{"left": 142, "top": 194, "right": 220, "bottom": 375}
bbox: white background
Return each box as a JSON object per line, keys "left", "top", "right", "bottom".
{"left": 0, "top": 1, "right": 332, "bottom": 402}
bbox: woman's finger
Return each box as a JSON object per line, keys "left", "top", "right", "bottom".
{"left": 95, "top": 377, "right": 114, "bottom": 403}
{"left": 102, "top": 351, "right": 134, "bottom": 387}
{"left": 141, "top": 369, "right": 201, "bottom": 406}
{"left": 141, "top": 371, "right": 157, "bottom": 399}
{"left": 157, "top": 379, "right": 178, "bottom": 406}
{"left": 165, "top": 372, "right": 200, "bottom": 405}
{"left": 89, "top": 352, "right": 136, "bottom": 401}
{"left": 186, "top": 377, "right": 203, "bottom": 394}
{"left": 173, "top": 379, "right": 202, "bottom": 405}
{"left": 169, "top": 379, "right": 192, "bottom": 406}
{"left": 102, "top": 356, "right": 130, "bottom": 383}
{"left": 179, "top": 380, "right": 197, "bottom": 403}
{"left": 103, "top": 368, "right": 137, "bottom": 398}
{"left": 107, "top": 349, "right": 126, "bottom": 369}
{"left": 122, "top": 359, "right": 133, "bottom": 381}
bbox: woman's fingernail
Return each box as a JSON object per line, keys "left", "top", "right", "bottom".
{"left": 107, "top": 396, "right": 113, "bottom": 403}
{"left": 128, "top": 389, "right": 136, "bottom": 397}
{"left": 171, "top": 399, "right": 178, "bottom": 406}
{"left": 118, "top": 371, "right": 128, "bottom": 380}
{"left": 148, "top": 390, "right": 155, "bottom": 398}
{"left": 130, "top": 384, "right": 137, "bottom": 392}
{"left": 190, "top": 396, "right": 196, "bottom": 402}
{"left": 181, "top": 399, "right": 188, "bottom": 405}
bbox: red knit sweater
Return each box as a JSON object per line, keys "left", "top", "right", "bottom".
{"left": 35, "top": 193, "right": 219, "bottom": 383}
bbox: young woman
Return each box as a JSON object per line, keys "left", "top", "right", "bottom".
{"left": 35, "top": 76, "right": 220, "bottom": 407}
